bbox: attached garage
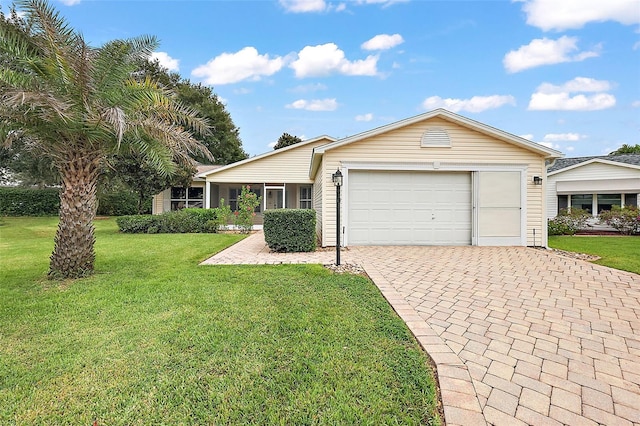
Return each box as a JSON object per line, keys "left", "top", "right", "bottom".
{"left": 347, "top": 170, "right": 472, "bottom": 245}
{"left": 306, "top": 109, "right": 562, "bottom": 247}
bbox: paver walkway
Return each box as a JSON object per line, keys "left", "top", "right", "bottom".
{"left": 202, "top": 232, "right": 640, "bottom": 426}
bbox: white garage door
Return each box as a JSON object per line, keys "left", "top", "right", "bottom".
{"left": 348, "top": 170, "right": 472, "bottom": 245}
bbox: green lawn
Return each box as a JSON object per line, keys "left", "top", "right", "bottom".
{"left": 548, "top": 235, "right": 640, "bottom": 274}
{"left": 0, "top": 217, "right": 440, "bottom": 425}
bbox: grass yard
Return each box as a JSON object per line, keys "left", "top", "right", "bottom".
{"left": 548, "top": 235, "right": 640, "bottom": 274}
{"left": 0, "top": 217, "right": 440, "bottom": 425}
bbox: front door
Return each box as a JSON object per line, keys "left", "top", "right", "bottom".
{"left": 266, "top": 188, "right": 284, "bottom": 209}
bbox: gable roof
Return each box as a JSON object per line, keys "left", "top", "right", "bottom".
{"left": 548, "top": 154, "right": 640, "bottom": 175}
{"left": 196, "top": 135, "right": 336, "bottom": 178}
{"left": 310, "top": 109, "right": 563, "bottom": 178}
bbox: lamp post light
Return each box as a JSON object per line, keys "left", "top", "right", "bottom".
{"left": 332, "top": 169, "right": 343, "bottom": 266}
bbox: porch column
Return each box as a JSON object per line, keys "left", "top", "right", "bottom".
{"left": 205, "top": 182, "right": 211, "bottom": 209}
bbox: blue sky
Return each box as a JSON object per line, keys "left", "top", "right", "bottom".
{"left": 5, "top": 0, "right": 640, "bottom": 157}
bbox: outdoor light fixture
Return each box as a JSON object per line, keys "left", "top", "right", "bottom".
{"left": 533, "top": 176, "right": 543, "bottom": 185}
{"left": 332, "top": 169, "right": 343, "bottom": 187}
{"left": 332, "top": 169, "right": 343, "bottom": 266}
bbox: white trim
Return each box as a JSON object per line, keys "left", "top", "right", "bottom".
{"left": 197, "top": 135, "right": 336, "bottom": 179}
{"left": 340, "top": 163, "right": 528, "bottom": 247}
{"left": 548, "top": 158, "right": 640, "bottom": 176}
{"left": 340, "top": 161, "right": 528, "bottom": 172}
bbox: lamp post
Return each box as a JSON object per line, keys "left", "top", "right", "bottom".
{"left": 332, "top": 169, "right": 343, "bottom": 266}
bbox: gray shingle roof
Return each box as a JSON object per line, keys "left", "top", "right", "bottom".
{"left": 548, "top": 154, "right": 640, "bottom": 173}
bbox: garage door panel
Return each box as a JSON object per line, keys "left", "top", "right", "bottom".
{"left": 348, "top": 170, "right": 471, "bottom": 245}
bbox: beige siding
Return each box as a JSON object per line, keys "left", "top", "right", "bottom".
{"left": 319, "top": 117, "right": 548, "bottom": 247}
{"left": 152, "top": 192, "right": 164, "bottom": 215}
{"left": 207, "top": 140, "right": 328, "bottom": 183}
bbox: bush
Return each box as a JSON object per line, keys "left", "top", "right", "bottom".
{"left": 547, "top": 208, "right": 591, "bottom": 235}
{"left": 263, "top": 209, "right": 316, "bottom": 252}
{"left": 234, "top": 186, "right": 262, "bottom": 233}
{"left": 97, "top": 191, "right": 139, "bottom": 216}
{"left": 116, "top": 208, "right": 218, "bottom": 234}
{"left": 599, "top": 205, "right": 640, "bottom": 235}
{"left": 115, "top": 215, "right": 157, "bottom": 233}
{"left": 0, "top": 187, "right": 60, "bottom": 216}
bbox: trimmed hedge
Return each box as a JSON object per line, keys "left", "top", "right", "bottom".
{"left": 97, "top": 191, "right": 139, "bottom": 216}
{"left": 0, "top": 187, "right": 60, "bottom": 216}
{"left": 116, "top": 208, "right": 218, "bottom": 234}
{"left": 263, "top": 209, "right": 316, "bottom": 252}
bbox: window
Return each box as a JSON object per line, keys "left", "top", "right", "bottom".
{"left": 170, "top": 186, "right": 203, "bottom": 210}
{"left": 625, "top": 193, "right": 638, "bottom": 207}
{"left": 299, "top": 186, "right": 312, "bottom": 209}
{"left": 570, "top": 194, "right": 592, "bottom": 213}
{"left": 597, "top": 194, "right": 621, "bottom": 213}
{"left": 557, "top": 195, "right": 568, "bottom": 214}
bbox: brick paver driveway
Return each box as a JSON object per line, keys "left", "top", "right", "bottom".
{"left": 353, "top": 245, "right": 640, "bottom": 426}
{"left": 204, "top": 234, "right": 640, "bottom": 425}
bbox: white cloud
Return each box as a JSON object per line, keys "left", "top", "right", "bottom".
{"left": 536, "top": 77, "right": 613, "bottom": 93}
{"left": 634, "top": 41, "right": 640, "bottom": 50}
{"left": 268, "top": 141, "right": 278, "bottom": 148}
{"left": 521, "top": 0, "right": 640, "bottom": 31}
{"left": 290, "top": 43, "right": 378, "bottom": 78}
{"left": 519, "top": 134, "right": 535, "bottom": 140}
{"left": 192, "top": 47, "right": 285, "bottom": 85}
{"left": 355, "top": 113, "right": 374, "bottom": 121}
{"left": 361, "top": 34, "right": 404, "bottom": 51}
{"left": 279, "top": 0, "right": 326, "bottom": 13}
{"left": 503, "top": 36, "right": 600, "bottom": 73}
{"left": 286, "top": 98, "right": 338, "bottom": 111}
{"left": 528, "top": 77, "right": 616, "bottom": 111}
{"left": 539, "top": 141, "right": 559, "bottom": 149}
{"left": 356, "top": 0, "right": 408, "bottom": 6}
{"left": 421, "top": 95, "right": 516, "bottom": 113}
{"left": 632, "top": 100, "right": 640, "bottom": 107}
{"left": 289, "top": 83, "right": 328, "bottom": 93}
{"left": 150, "top": 52, "right": 180, "bottom": 72}
{"left": 543, "top": 133, "right": 584, "bottom": 142}
{"left": 59, "top": 0, "right": 81, "bottom": 5}
{"left": 234, "top": 88, "right": 251, "bottom": 95}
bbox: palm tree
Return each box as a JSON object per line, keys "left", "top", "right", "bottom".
{"left": 0, "top": 0, "right": 212, "bottom": 279}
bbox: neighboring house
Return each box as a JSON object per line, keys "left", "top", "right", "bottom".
{"left": 153, "top": 109, "right": 563, "bottom": 247}
{"left": 546, "top": 154, "right": 640, "bottom": 220}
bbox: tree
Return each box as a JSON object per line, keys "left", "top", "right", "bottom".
{"left": 610, "top": 144, "right": 640, "bottom": 155}
{"left": 137, "top": 59, "right": 248, "bottom": 165}
{"left": 0, "top": 0, "right": 212, "bottom": 279}
{"left": 273, "top": 133, "right": 303, "bottom": 150}
{"left": 103, "top": 154, "right": 195, "bottom": 214}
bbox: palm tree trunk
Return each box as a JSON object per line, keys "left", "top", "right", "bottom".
{"left": 49, "top": 153, "right": 101, "bottom": 279}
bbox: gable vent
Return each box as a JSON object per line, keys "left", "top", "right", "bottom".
{"left": 421, "top": 128, "right": 451, "bottom": 147}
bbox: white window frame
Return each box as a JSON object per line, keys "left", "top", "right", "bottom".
{"left": 299, "top": 185, "right": 312, "bottom": 209}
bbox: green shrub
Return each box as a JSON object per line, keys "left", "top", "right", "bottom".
{"left": 209, "top": 199, "right": 233, "bottom": 231}
{"left": 547, "top": 208, "right": 591, "bottom": 235}
{"left": 0, "top": 187, "right": 60, "bottom": 216}
{"left": 97, "top": 190, "right": 139, "bottom": 216}
{"left": 116, "top": 208, "right": 218, "bottom": 234}
{"left": 234, "top": 185, "right": 262, "bottom": 233}
{"left": 599, "top": 205, "right": 640, "bottom": 235}
{"left": 263, "top": 209, "right": 316, "bottom": 252}
{"left": 115, "top": 215, "right": 157, "bottom": 233}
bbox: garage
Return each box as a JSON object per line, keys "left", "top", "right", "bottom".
{"left": 347, "top": 170, "right": 472, "bottom": 245}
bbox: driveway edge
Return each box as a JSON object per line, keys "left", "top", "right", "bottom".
{"left": 361, "top": 261, "right": 487, "bottom": 426}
